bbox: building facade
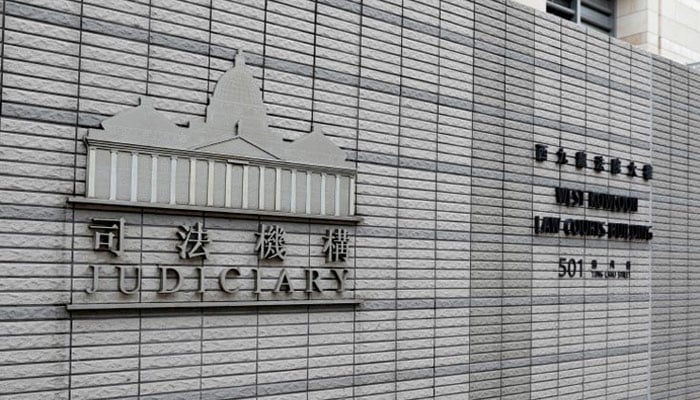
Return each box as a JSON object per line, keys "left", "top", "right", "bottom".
{"left": 515, "top": 0, "right": 700, "bottom": 65}
{"left": 1, "top": 0, "right": 699, "bottom": 399}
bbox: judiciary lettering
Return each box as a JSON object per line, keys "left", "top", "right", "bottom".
{"left": 83, "top": 219, "right": 355, "bottom": 299}
{"left": 89, "top": 218, "right": 125, "bottom": 256}
{"left": 87, "top": 218, "right": 351, "bottom": 261}
{"left": 85, "top": 265, "right": 349, "bottom": 295}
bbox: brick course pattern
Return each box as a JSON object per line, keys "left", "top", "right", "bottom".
{"left": 0, "top": 0, "right": 699, "bottom": 398}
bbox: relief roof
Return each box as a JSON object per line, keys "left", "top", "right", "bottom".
{"left": 88, "top": 51, "right": 353, "bottom": 170}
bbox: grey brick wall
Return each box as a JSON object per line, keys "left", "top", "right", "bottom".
{"left": 0, "top": 0, "right": 698, "bottom": 398}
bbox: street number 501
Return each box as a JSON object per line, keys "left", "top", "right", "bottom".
{"left": 559, "top": 258, "right": 583, "bottom": 278}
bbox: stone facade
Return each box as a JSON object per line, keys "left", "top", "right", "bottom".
{"left": 0, "top": 0, "right": 698, "bottom": 399}
{"left": 616, "top": 0, "right": 700, "bottom": 64}
{"left": 512, "top": 0, "right": 700, "bottom": 65}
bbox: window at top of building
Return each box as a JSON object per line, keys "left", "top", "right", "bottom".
{"left": 547, "top": 0, "right": 615, "bottom": 36}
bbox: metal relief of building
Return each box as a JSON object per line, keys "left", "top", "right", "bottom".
{"left": 68, "top": 51, "right": 358, "bottom": 310}
{"left": 0, "top": 0, "right": 698, "bottom": 399}
{"left": 80, "top": 52, "right": 356, "bottom": 219}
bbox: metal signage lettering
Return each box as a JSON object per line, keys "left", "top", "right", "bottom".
{"left": 532, "top": 143, "right": 653, "bottom": 279}
{"left": 85, "top": 218, "right": 351, "bottom": 262}
{"left": 534, "top": 144, "right": 652, "bottom": 180}
{"left": 88, "top": 218, "right": 125, "bottom": 256}
{"left": 84, "top": 265, "right": 350, "bottom": 295}
{"left": 558, "top": 258, "right": 631, "bottom": 280}
{"left": 533, "top": 144, "right": 654, "bottom": 242}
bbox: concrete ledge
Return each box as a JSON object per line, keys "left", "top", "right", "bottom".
{"left": 66, "top": 299, "right": 363, "bottom": 311}
{"left": 67, "top": 197, "right": 363, "bottom": 224}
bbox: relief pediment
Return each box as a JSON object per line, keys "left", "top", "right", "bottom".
{"left": 80, "top": 51, "right": 357, "bottom": 221}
